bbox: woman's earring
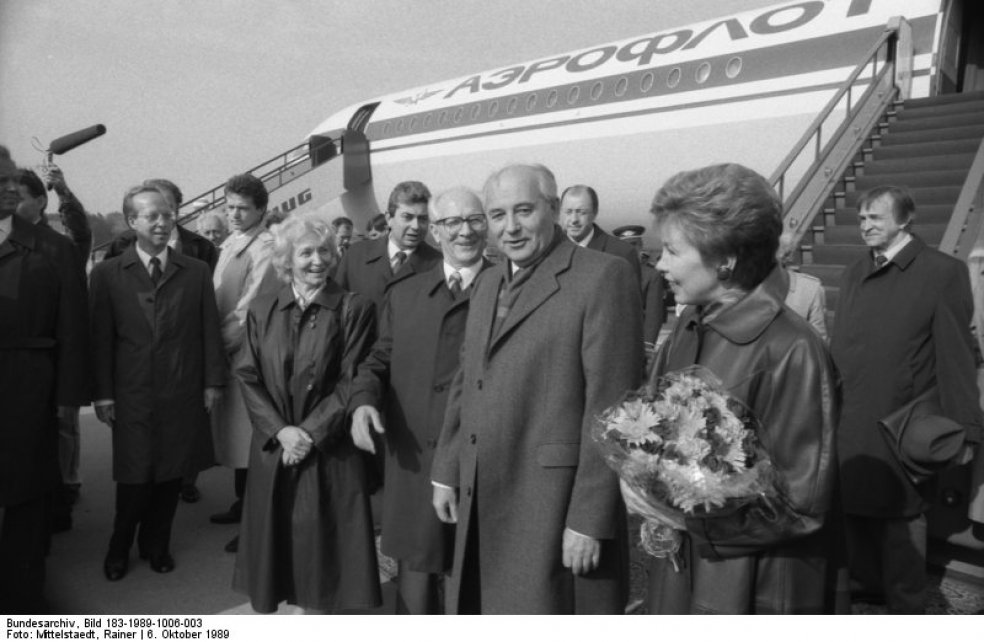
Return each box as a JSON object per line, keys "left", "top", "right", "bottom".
{"left": 716, "top": 265, "right": 733, "bottom": 281}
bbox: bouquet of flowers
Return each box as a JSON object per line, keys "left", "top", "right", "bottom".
{"left": 594, "top": 365, "right": 789, "bottom": 566}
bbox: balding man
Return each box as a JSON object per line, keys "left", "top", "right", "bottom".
{"left": 350, "top": 187, "right": 490, "bottom": 614}
{"left": 431, "top": 165, "right": 642, "bottom": 614}
{"left": 0, "top": 145, "right": 89, "bottom": 612}
{"left": 560, "top": 184, "right": 640, "bottom": 284}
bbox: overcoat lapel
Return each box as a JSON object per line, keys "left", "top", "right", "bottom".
{"left": 121, "top": 246, "right": 156, "bottom": 331}
{"left": 488, "top": 242, "right": 571, "bottom": 356}
{"left": 157, "top": 248, "right": 185, "bottom": 290}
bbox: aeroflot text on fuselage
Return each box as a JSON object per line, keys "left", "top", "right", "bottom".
{"left": 437, "top": 0, "right": 876, "bottom": 101}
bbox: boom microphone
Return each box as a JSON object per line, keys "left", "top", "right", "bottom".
{"left": 49, "top": 124, "right": 106, "bottom": 155}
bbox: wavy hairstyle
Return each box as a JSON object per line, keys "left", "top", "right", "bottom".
{"left": 269, "top": 212, "right": 338, "bottom": 283}
{"left": 651, "top": 163, "right": 782, "bottom": 291}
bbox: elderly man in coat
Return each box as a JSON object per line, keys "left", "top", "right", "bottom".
{"left": 91, "top": 184, "right": 226, "bottom": 582}
{"left": 350, "top": 186, "right": 490, "bottom": 614}
{"left": 431, "top": 164, "right": 643, "bottom": 614}
{"left": 0, "top": 145, "right": 89, "bottom": 613}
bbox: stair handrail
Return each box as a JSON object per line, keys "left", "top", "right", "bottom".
{"left": 769, "top": 23, "right": 900, "bottom": 240}
{"left": 939, "top": 135, "right": 984, "bottom": 260}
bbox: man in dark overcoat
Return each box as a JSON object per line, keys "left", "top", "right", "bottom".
{"left": 0, "top": 146, "right": 89, "bottom": 613}
{"left": 90, "top": 184, "right": 226, "bottom": 581}
{"left": 334, "top": 180, "right": 442, "bottom": 312}
{"left": 349, "top": 187, "right": 490, "bottom": 613}
{"left": 831, "top": 185, "right": 982, "bottom": 613}
{"left": 560, "top": 183, "right": 641, "bottom": 285}
{"left": 431, "top": 164, "right": 643, "bottom": 614}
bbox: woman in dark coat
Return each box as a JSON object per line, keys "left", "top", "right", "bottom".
{"left": 232, "top": 212, "right": 381, "bottom": 614}
{"left": 642, "top": 163, "right": 841, "bottom": 614}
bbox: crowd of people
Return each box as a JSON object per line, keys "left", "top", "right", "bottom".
{"left": 0, "top": 141, "right": 981, "bottom": 616}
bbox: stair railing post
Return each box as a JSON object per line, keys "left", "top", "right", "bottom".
{"left": 888, "top": 16, "right": 914, "bottom": 100}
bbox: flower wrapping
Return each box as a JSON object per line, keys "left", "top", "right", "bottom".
{"left": 593, "top": 365, "right": 790, "bottom": 561}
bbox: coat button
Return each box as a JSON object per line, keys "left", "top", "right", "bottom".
{"left": 426, "top": 438, "right": 436, "bottom": 448}
{"left": 469, "top": 434, "right": 476, "bottom": 445}
{"left": 146, "top": 296, "right": 154, "bottom": 303}
{"left": 306, "top": 383, "right": 314, "bottom": 391}
{"left": 465, "top": 486, "right": 472, "bottom": 497}
{"left": 476, "top": 380, "right": 483, "bottom": 390}
{"left": 433, "top": 383, "right": 445, "bottom": 393}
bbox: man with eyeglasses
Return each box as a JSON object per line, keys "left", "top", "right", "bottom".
{"left": 349, "top": 187, "right": 490, "bottom": 613}
{"left": 90, "top": 184, "right": 226, "bottom": 582}
{"left": 0, "top": 145, "right": 89, "bottom": 613}
{"left": 335, "top": 181, "right": 442, "bottom": 313}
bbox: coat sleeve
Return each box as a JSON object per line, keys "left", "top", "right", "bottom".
{"left": 236, "top": 303, "right": 289, "bottom": 449}
{"left": 89, "top": 263, "right": 115, "bottom": 402}
{"left": 642, "top": 271, "right": 665, "bottom": 346}
{"left": 299, "top": 294, "right": 377, "bottom": 449}
{"left": 805, "top": 279, "right": 828, "bottom": 342}
{"left": 568, "top": 257, "right": 644, "bottom": 539}
{"left": 57, "top": 191, "right": 93, "bottom": 266}
{"left": 431, "top": 362, "right": 465, "bottom": 488}
{"left": 685, "top": 335, "right": 839, "bottom": 558}
{"left": 935, "top": 262, "right": 982, "bottom": 439}
{"left": 348, "top": 289, "right": 394, "bottom": 410}
{"left": 200, "top": 264, "right": 228, "bottom": 389}
{"left": 222, "top": 237, "right": 277, "bottom": 353}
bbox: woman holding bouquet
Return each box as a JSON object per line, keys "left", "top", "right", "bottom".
{"left": 642, "top": 163, "right": 839, "bottom": 614}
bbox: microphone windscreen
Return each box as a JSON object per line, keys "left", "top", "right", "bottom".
{"left": 50, "top": 124, "right": 107, "bottom": 155}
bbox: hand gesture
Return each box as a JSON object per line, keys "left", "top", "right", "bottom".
{"left": 350, "top": 405, "right": 385, "bottom": 454}
{"left": 562, "top": 528, "right": 601, "bottom": 576}
{"left": 40, "top": 163, "right": 67, "bottom": 192}
{"left": 277, "top": 425, "right": 313, "bottom": 466}
{"left": 95, "top": 403, "right": 115, "bottom": 428}
{"left": 432, "top": 485, "right": 458, "bottom": 524}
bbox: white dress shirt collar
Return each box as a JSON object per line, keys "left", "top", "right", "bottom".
{"left": 135, "top": 243, "right": 169, "bottom": 275}
{"left": 875, "top": 230, "right": 912, "bottom": 263}
{"left": 573, "top": 225, "right": 595, "bottom": 248}
{"left": 443, "top": 261, "right": 481, "bottom": 291}
{"left": 388, "top": 238, "right": 415, "bottom": 261}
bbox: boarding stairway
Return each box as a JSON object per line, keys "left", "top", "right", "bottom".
{"left": 796, "top": 90, "right": 984, "bottom": 320}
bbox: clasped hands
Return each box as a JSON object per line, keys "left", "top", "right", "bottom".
{"left": 277, "top": 425, "right": 314, "bottom": 467}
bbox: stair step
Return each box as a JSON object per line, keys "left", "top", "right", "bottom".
{"left": 832, "top": 203, "right": 953, "bottom": 226}
{"left": 811, "top": 244, "right": 871, "bottom": 265}
{"left": 870, "top": 139, "right": 981, "bottom": 160}
{"left": 896, "top": 99, "right": 984, "bottom": 121}
{"left": 822, "top": 223, "right": 947, "bottom": 245}
{"left": 854, "top": 168, "right": 968, "bottom": 191}
{"left": 887, "top": 111, "right": 984, "bottom": 133}
{"left": 799, "top": 264, "right": 849, "bottom": 287}
{"left": 880, "top": 124, "right": 984, "bottom": 146}
{"left": 902, "top": 91, "right": 984, "bottom": 109}
{"left": 859, "top": 153, "right": 976, "bottom": 175}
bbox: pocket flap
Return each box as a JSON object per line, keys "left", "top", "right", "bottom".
{"left": 536, "top": 443, "right": 580, "bottom": 468}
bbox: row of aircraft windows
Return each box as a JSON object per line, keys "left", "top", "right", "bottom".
{"left": 381, "top": 56, "right": 743, "bottom": 136}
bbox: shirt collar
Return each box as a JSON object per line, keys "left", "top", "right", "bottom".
{"left": 875, "top": 230, "right": 912, "bottom": 263}
{"left": 443, "top": 260, "right": 481, "bottom": 290}
{"left": 388, "top": 237, "right": 415, "bottom": 261}
{"left": 135, "top": 243, "right": 168, "bottom": 273}
{"left": 291, "top": 282, "right": 326, "bottom": 311}
{"left": 572, "top": 225, "right": 595, "bottom": 248}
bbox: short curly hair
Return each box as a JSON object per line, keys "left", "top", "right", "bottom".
{"left": 269, "top": 212, "right": 338, "bottom": 283}
{"left": 651, "top": 163, "right": 781, "bottom": 291}
{"left": 386, "top": 180, "right": 430, "bottom": 217}
{"left": 224, "top": 173, "right": 269, "bottom": 211}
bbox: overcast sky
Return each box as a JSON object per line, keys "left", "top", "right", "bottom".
{"left": 0, "top": 0, "right": 774, "bottom": 214}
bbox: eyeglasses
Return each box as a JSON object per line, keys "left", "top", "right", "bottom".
{"left": 132, "top": 211, "right": 175, "bottom": 224}
{"left": 434, "top": 215, "right": 488, "bottom": 233}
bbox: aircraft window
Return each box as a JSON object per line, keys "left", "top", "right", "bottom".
{"left": 423, "top": 114, "right": 432, "bottom": 128}
{"left": 696, "top": 62, "right": 711, "bottom": 84}
{"left": 409, "top": 116, "right": 417, "bottom": 132}
{"left": 526, "top": 94, "right": 537, "bottom": 112}
{"left": 590, "top": 81, "right": 604, "bottom": 100}
{"left": 640, "top": 72, "right": 655, "bottom": 93}
{"left": 454, "top": 107, "right": 463, "bottom": 124}
{"left": 383, "top": 122, "right": 391, "bottom": 136}
{"left": 471, "top": 104, "right": 481, "bottom": 120}
{"left": 726, "top": 57, "right": 743, "bottom": 79}
{"left": 547, "top": 89, "right": 558, "bottom": 108}
{"left": 399, "top": 119, "right": 407, "bottom": 133}
{"left": 567, "top": 86, "right": 580, "bottom": 104}
{"left": 667, "top": 68, "right": 681, "bottom": 88}
{"left": 507, "top": 97, "right": 518, "bottom": 114}
{"left": 615, "top": 77, "right": 628, "bottom": 97}
{"left": 489, "top": 100, "right": 499, "bottom": 117}
{"left": 439, "top": 110, "right": 448, "bottom": 125}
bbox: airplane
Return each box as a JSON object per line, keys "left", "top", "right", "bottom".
{"left": 175, "top": 0, "right": 984, "bottom": 582}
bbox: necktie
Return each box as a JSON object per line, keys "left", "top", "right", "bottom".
{"left": 149, "top": 256, "right": 162, "bottom": 286}
{"left": 391, "top": 251, "right": 407, "bottom": 274}
{"left": 873, "top": 254, "right": 888, "bottom": 272}
{"left": 448, "top": 270, "right": 463, "bottom": 297}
